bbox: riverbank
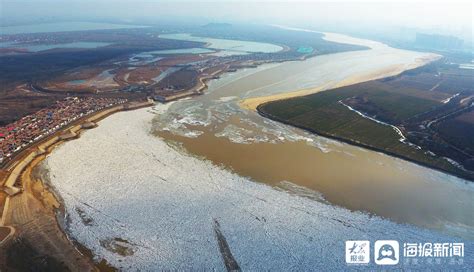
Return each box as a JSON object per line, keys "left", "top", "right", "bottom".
{"left": 254, "top": 55, "right": 474, "bottom": 182}
{"left": 154, "top": 30, "right": 369, "bottom": 103}
{"left": 0, "top": 100, "right": 153, "bottom": 270}
{"left": 256, "top": 102, "right": 474, "bottom": 182}
{"left": 155, "top": 62, "right": 232, "bottom": 102}
{"left": 44, "top": 106, "right": 474, "bottom": 269}
{"left": 239, "top": 50, "right": 440, "bottom": 111}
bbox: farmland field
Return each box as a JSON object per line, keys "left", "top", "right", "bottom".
{"left": 259, "top": 58, "right": 474, "bottom": 180}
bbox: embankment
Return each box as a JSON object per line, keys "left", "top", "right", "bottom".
{"left": 0, "top": 100, "right": 153, "bottom": 270}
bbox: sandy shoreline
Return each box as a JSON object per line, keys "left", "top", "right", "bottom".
{"left": 239, "top": 32, "right": 441, "bottom": 111}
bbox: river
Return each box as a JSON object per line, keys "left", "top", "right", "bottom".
{"left": 45, "top": 107, "right": 473, "bottom": 270}
{"left": 43, "top": 30, "right": 474, "bottom": 269}
{"left": 152, "top": 31, "right": 474, "bottom": 239}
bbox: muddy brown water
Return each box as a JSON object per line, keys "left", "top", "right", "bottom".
{"left": 153, "top": 32, "right": 474, "bottom": 239}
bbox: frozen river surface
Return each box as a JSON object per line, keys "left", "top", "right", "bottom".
{"left": 45, "top": 108, "right": 472, "bottom": 270}
{"left": 153, "top": 31, "right": 474, "bottom": 239}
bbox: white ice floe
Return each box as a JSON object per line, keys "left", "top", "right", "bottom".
{"left": 184, "top": 130, "right": 204, "bottom": 138}
{"left": 215, "top": 124, "right": 269, "bottom": 144}
{"left": 276, "top": 181, "right": 329, "bottom": 204}
{"left": 45, "top": 107, "right": 473, "bottom": 271}
{"left": 177, "top": 115, "right": 211, "bottom": 127}
{"left": 217, "top": 96, "right": 239, "bottom": 102}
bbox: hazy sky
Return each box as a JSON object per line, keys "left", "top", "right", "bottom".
{"left": 1, "top": 0, "right": 473, "bottom": 40}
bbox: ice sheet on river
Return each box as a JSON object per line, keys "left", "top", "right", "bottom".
{"left": 45, "top": 107, "right": 472, "bottom": 270}
{"left": 154, "top": 96, "right": 337, "bottom": 153}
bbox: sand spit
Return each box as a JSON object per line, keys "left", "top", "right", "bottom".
{"left": 240, "top": 32, "right": 441, "bottom": 111}
{"left": 45, "top": 106, "right": 472, "bottom": 270}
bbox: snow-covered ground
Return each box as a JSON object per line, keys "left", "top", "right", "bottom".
{"left": 45, "top": 107, "right": 472, "bottom": 270}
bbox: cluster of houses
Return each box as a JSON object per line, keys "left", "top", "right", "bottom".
{"left": 0, "top": 97, "right": 127, "bottom": 164}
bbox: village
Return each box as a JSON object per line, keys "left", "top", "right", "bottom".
{"left": 0, "top": 97, "right": 128, "bottom": 165}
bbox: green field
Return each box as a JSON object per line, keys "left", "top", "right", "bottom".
{"left": 259, "top": 76, "right": 470, "bottom": 179}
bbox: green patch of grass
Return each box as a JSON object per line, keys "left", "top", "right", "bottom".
{"left": 362, "top": 90, "right": 440, "bottom": 122}
{"left": 259, "top": 83, "right": 461, "bottom": 177}
{"left": 436, "top": 112, "right": 474, "bottom": 154}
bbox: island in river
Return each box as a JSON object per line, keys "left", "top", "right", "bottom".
{"left": 257, "top": 54, "right": 474, "bottom": 181}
